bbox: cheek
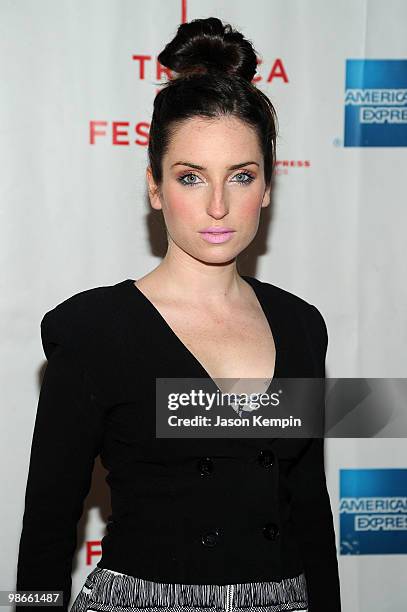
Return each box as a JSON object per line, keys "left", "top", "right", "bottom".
{"left": 237, "top": 191, "right": 264, "bottom": 217}
{"left": 164, "top": 188, "right": 198, "bottom": 222}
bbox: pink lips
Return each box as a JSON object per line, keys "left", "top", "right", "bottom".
{"left": 199, "top": 228, "right": 235, "bottom": 244}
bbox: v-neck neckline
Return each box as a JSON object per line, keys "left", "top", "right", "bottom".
{"left": 124, "top": 275, "right": 284, "bottom": 397}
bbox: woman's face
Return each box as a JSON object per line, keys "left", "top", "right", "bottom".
{"left": 146, "top": 115, "right": 271, "bottom": 265}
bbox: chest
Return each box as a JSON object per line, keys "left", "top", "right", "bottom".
{"left": 151, "top": 301, "right": 277, "bottom": 390}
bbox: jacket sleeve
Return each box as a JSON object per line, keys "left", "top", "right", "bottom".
{"left": 16, "top": 311, "right": 106, "bottom": 612}
{"left": 287, "top": 304, "right": 342, "bottom": 612}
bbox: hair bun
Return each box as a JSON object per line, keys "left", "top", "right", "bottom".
{"left": 157, "top": 17, "right": 258, "bottom": 82}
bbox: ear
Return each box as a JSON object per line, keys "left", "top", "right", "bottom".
{"left": 261, "top": 183, "right": 271, "bottom": 208}
{"left": 146, "top": 166, "right": 163, "bottom": 210}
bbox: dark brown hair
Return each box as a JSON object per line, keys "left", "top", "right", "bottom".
{"left": 148, "top": 17, "right": 278, "bottom": 194}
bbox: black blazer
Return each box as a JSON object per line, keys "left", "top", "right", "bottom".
{"left": 16, "top": 276, "right": 341, "bottom": 612}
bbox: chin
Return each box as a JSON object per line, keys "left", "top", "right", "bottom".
{"left": 193, "top": 249, "right": 240, "bottom": 266}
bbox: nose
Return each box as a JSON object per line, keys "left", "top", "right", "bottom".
{"left": 206, "top": 187, "right": 229, "bottom": 219}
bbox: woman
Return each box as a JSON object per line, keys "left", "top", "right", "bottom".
{"left": 16, "top": 17, "right": 341, "bottom": 612}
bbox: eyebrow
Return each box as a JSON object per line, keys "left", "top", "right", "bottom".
{"left": 170, "top": 160, "right": 260, "bottom": 171}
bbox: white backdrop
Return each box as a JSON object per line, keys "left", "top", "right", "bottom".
{"left": 1, "top": 1, "right": 407, "bottom": 611}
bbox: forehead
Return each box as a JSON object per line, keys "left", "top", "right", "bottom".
{"left": 166, "top": 115, "right": 260, "bottom": 161}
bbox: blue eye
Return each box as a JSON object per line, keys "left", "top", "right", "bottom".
{"left": 233, "top": 171, "right": 255, "bottom": 186}
{"left": 177, "top": 171, "right": 255, "bottom": 187}
{"left": 178, "top": 173, "right": 201, "bottom": 187}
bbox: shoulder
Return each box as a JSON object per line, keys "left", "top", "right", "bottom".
{"left": 246, "top": 275, "right": 328, "bottom": 351}
{"left": 40, "top": 279, "right": 131, "bottom": 360}
{"left": 40, "top": 278, "right": 146, "bottom": 406}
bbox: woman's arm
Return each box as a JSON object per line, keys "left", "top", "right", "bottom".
{"left": 16, "top": 313, "right": 106, "bottom": 612}
{"left": 287, "top": 304, "right": 342, "bottom": 612}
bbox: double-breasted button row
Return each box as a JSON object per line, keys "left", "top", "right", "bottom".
{"left": 198, "top": 451, "right": 277, "bottom": 546}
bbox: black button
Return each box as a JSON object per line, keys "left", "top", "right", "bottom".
{"left": 258, "top": 449, "right": 274, "bottom": 468}
{"left": 197, "top": 457, "right": 214, "bottom": 476}
{"left": 201, "top": 529, "right": 220, "bottom": 547}
{"left": 262, "top": 522, "right": 279, "bottom": 540}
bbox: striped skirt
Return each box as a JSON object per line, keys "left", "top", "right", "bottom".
{"left": 69, "top": 566, "right": 308, "bottom": 612}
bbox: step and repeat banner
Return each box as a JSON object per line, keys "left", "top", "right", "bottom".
{"left": 1, "top": 1, "right": 406, "bottom": 611}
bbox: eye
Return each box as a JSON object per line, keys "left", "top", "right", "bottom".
{"left": 233, "top": 171, "right": 255, "bottom": 186}
{"left": 177, "top": 173, "right": 203, "bottom": 187}
{"left": 177, "top": 170, "right": 255, "bottom": 188}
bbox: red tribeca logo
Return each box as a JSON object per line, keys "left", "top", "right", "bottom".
{"left": 130, "top": 55, "right": 289, "bottom": 85}
{"left": 89, "top": 57, "right": 289, "bottom": 147}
